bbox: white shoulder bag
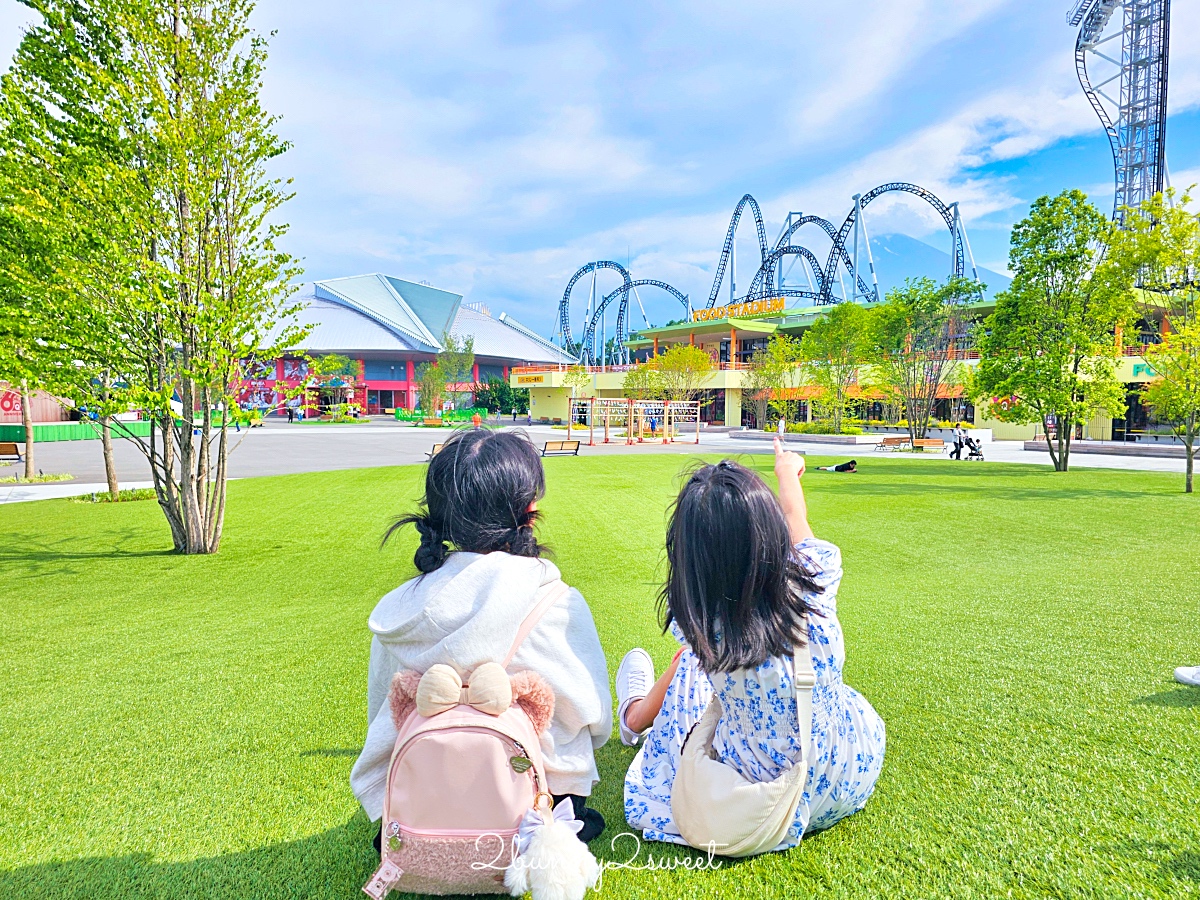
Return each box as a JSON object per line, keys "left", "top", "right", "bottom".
{"left": 670, "top": 631, "right": 815, "bottom": 857}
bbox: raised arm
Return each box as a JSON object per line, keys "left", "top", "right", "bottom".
{"left": 773, "top": 437, "right": 815, "bottom": 543}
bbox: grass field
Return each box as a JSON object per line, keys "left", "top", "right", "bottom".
{"left": 2, "top": 454, "right": 1199, "bottom": 899}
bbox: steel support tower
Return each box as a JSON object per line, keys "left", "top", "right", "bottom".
{"left": 1069, "top": 0, "right": 1171, "bottom": 222}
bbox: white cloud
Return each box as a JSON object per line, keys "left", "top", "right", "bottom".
{"left": 1, "top": 0, "right": 1197, "bottom": 334}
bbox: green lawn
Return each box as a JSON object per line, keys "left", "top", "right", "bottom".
{"left": 2, "top": 455, "right": 1199, "bottom": 899}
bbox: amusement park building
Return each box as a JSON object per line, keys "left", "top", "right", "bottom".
{"left": 243, "top": 274, "right": 574, "bottom": 415}
{"left": 512, "top": 296, "right": 1168, "bottom": 442}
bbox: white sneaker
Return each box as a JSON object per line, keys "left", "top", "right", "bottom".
{"left": 616, "top": 648, "right": 655, "bottom": 747}
{"left": 1174, "top": 666, "right": 1200, "bottom": 687}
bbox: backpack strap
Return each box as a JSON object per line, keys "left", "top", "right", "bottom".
{"left": 502, "top": 581, "right": 570, "bottom": 669}
{"left": 793, "top": 621, "right": 816, "bottom": 769}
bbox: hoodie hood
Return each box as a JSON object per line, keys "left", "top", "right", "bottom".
{"left": 368, "top": 551, "right": 563, "bottom": 673}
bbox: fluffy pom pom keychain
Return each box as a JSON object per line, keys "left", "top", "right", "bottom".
{"left": 505, "top": 794, "right": 600, "bottom": 900}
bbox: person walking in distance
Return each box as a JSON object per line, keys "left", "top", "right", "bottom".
{"left": 951, "top": 423, "right": 966, "bottom": 460}
{"left": 777, "top": 415, "right": 786, "bottom": 437}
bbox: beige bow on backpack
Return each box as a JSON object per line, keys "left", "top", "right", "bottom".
{"left": 415, "top": 662, "right": 513, "bottom": 718}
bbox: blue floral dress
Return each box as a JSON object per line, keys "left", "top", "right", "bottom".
{"left": 623, "top": 538, "right": 885, "bottom": 849}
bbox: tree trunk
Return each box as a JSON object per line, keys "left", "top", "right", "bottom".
{"left": 101, "top": 415, "right": 119, "bottom": 499}
{"left": 1043, "top": 429, "right": 1058, "bottom": 470}
{"left": 20, "top": 379, "right": 34, "bottom": 480}
{"left": 1186, "top": 414, "right": 1196, "bottom": 494}
{"left": 1052, "top": 416, "right": 1071, "bottom": 472}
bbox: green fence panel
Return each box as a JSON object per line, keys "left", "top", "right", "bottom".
{"left": 0, "top": 420, "right": 153, "bottom": 443}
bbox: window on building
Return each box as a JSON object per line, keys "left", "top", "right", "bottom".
{"left": 738, "top": 337, "right": 768, "bottom": 361}
{"left": 364, "top": 359, "right": 408, "bottom": 382}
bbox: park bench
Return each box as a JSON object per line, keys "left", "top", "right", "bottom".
{"left": 541, "top": 440, "right": 580, "bottom": 457}
{"left": 426, "top": 443, "right": 444, "bottom": 460}
{"left": 913, "top": 439, "right": 946, "bottom": 452}
{"left": 422, "top": 417, "right": 443, "bottom": 427}
{"left": 875, "top": 436, "right": 910, "bottom": 451}
{"left": 0, "top": 441, "right": 22, "bottom": 461}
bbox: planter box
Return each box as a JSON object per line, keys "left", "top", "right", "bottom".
{"left": 1023, "top": 440, "right": 1187, "bottom": 459}
{"left": 0, "top": 421, "right": 153, "bottom": 443}
{"left": 729, "top": 431, "right": 879, "bottom": 445}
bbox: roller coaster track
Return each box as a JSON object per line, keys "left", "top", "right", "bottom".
{"left": 558, "top": 260, "right": 631, "bottom": 353}
{"left": 705, "top": 194, "right": 770, "bottom": 309}
{"left": 1068, "top": 0, "right": 1171, "bottom": 222}
{"left": 773, "top": 214, "right": 873, "bottom": 300}
{"left": 746, "top": 245, "right": 826, "bottom": 301}
{"left": 576, "top": 279, "right": 690, "bottom": 365}
{"left": 1073, "top": 0, "right": 1122, "bottom": 186}
{"left": 559, "top": 262, "right": 690, "bottom": 363}
{"left": 821, "top": 183, "right": 964, "bottom": 304}
{"left": 558, "top": 182, "right": 979, "bottom": 360}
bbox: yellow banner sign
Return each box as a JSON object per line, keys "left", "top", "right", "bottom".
{"left": 691, "top": 297, "right": 785, "bottom": 322}
{"left": 516, "top": 375, "right": 545, "bottom": 385}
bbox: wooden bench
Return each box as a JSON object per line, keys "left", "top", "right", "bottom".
{"left": 913, "top": 439, "right": 946, "bottom": 452}
{"left": 426, "top": 443, "right": 444, "bottom": 460}
{"left": 541, "top": 440, "right": 580, "bottom": 457}
{"left": 0, "top": 441, "right": 22, "bottom": 461}
{"left": 422, "top": 417, "right": 443, "bottom": 427}
{"left": 875, "top": 436, "right": 910, "bottom": 451}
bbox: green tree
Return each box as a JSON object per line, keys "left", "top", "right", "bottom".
{"left": 653, "top": 344, "right": 713, "bottom": 404}
{"left": 872, "top": 276, "right": 976, "bottom": 444}
{"left": 1110, "top": 189, "right": 1200, "bottom": 492}
{"left": 416, "top": 362, "right": 446, "bottom": 416}
{"left": 621, "top": 362, "right": 663, "bottom": 401}
{"left": 307, "top": 354, "right": 356, "bottom": 415}
{"left": 562, "top": 365, "right": 592, "bottom": 439}
{"left": 2, "top": 0, "right": 304, "bottom": 551}
{"left": 798, "top": 302, "right": 871, "bottom": 433}
{"left": 972, "top": 190, "right": 1133, "bottom": 471}
{"left": 0, "top": 0, "right": 157, "bottom": 493}
{"left": 474, "top": 376, "right": 528, "bottom": 415}
{"left": 742, "top": 335, "right": 796, "bottom": 430}
{"left": 438, "top": 332, "right": 475, "bottom": 409}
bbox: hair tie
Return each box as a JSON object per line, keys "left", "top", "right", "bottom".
{"left": 414, "top": 518, "right": 449, "bottom": 573}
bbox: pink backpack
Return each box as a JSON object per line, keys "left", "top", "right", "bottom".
{"left": 363, "top": 582, "right": 567, "bottom": 898}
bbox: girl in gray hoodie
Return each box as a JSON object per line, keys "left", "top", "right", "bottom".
{"left": 350, "top": 430, "right": 612, "bottom": 842}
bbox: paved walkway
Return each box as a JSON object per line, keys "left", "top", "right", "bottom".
{"left": 0, "top": 420, "right": 1189, "bottom": 504}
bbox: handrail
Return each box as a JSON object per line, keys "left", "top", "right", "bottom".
{"left": 1124, "top": 343, "right": 1155, "bottom": 356}
{"left": 512, "top": 361, "right": 750, "bottom": 375}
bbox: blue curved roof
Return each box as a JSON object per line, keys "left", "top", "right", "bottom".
{"left": 313, "top": 274, "right": 458, "bottom": 350}
{"left": 270, "top": 274, "right": 574, "bottom": 364}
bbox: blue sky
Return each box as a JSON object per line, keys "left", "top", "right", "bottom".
{"left": 2, "top": 1, "right": 1198, "bottom": 337}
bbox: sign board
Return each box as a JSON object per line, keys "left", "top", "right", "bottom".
{"left": 517, "top": 375, "right": 546, "bottom": 385}
{"left": 691, "top": 297, "right": 785, "bottom": 322}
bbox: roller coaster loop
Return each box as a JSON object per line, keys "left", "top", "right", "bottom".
{"left": 558, "top": 181, "right": 979, "bottom": 362}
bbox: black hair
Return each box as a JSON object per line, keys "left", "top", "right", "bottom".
{"left": 660, "top": 459, "right": 822, "bottom": 673}
{"left": 384, "top": 429, "right": 547, "bottom": 572}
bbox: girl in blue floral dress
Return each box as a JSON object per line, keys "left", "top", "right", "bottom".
{"left": 616, "top": 440, "right": 885, "bottom": 850}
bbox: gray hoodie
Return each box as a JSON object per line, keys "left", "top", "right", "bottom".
{"left": 349, "top": 550, "right": 612, "bottom": 820}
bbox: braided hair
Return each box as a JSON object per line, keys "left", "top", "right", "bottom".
{"left": 385, "top": 429, "right": 547, "bottom": 572}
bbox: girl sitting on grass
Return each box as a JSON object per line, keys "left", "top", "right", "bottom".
{"left": 618, "top": 438, "right": 885, "bottom": 850}
{"left": 350, "top": 429, "right": 612, "bottom": 844}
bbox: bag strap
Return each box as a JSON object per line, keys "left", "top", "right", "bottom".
{"left": 502, "top": 580, "right": 569, "bottom": 668}
{"left": 792, "top": 619, "right": 816, "bottom": 769}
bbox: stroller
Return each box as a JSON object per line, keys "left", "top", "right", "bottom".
{"left": 964, "top": 436, "right": 984, "bottom": 461}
